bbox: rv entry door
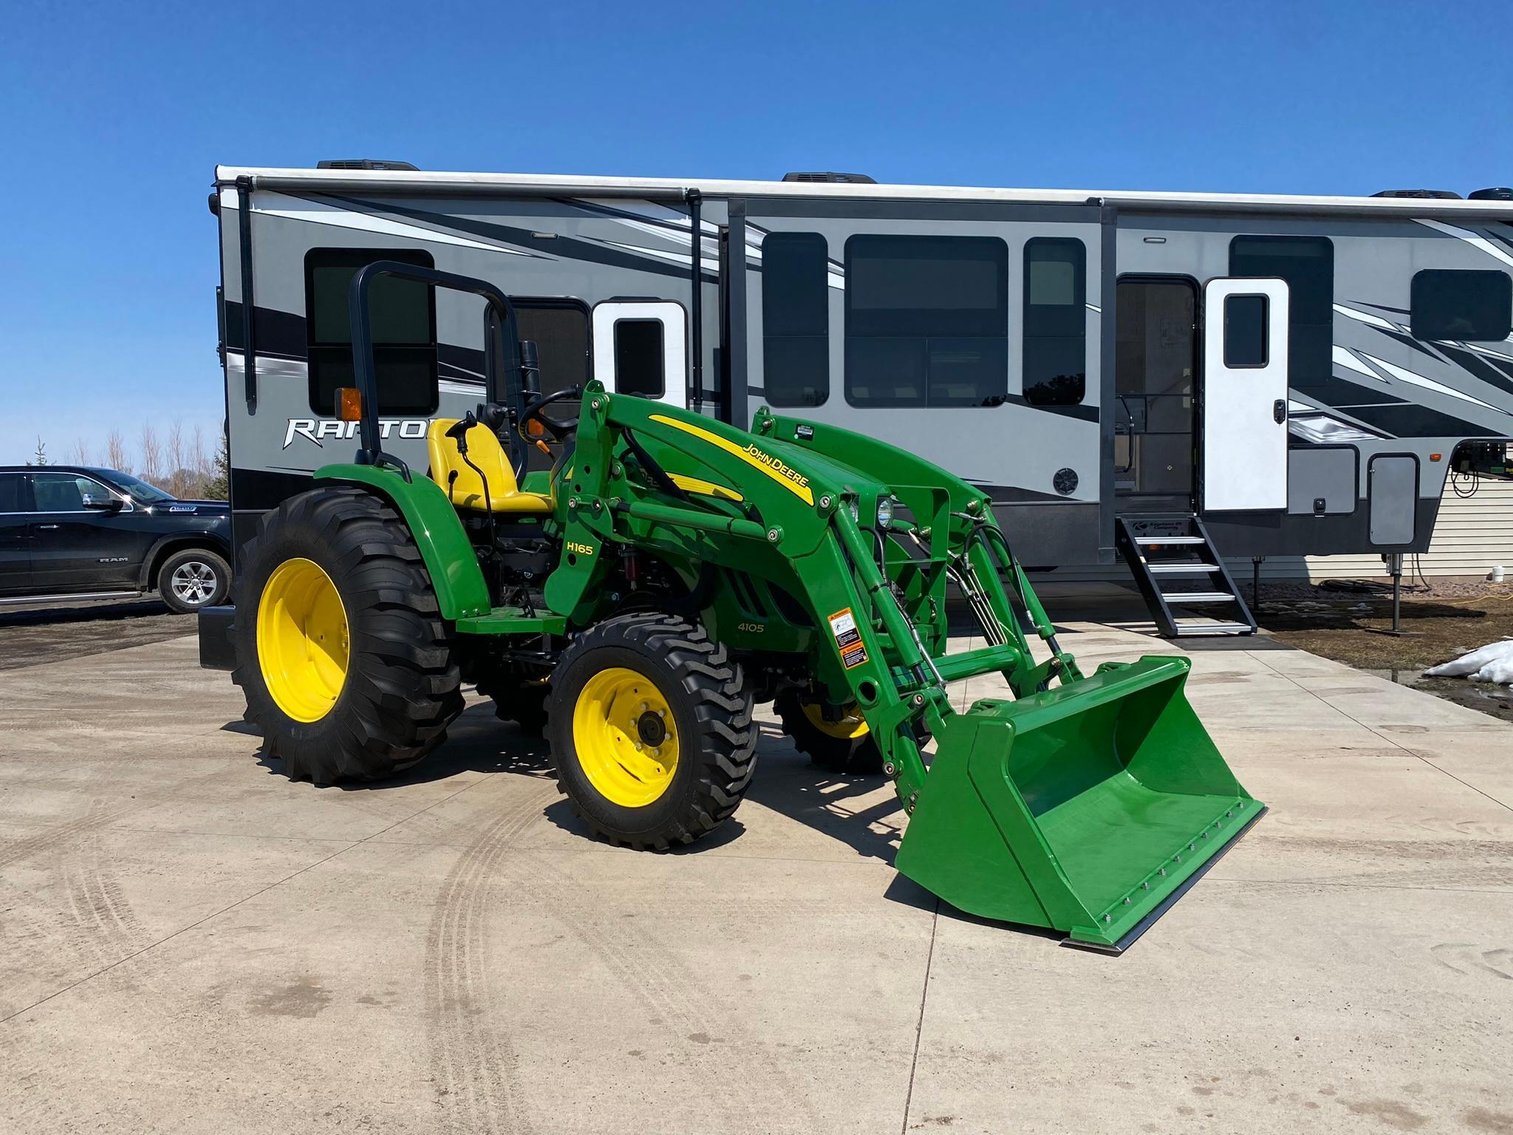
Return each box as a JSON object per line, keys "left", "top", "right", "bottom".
{"left": 1201, "top": 278, "right": 1289, "bottom": 511}
{"left": 592, "top": 301, "right": 688, "bottom": 409}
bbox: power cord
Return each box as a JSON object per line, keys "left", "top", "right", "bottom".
{"left": 1451, "top": 468, "right": 1480, "bottom": 498}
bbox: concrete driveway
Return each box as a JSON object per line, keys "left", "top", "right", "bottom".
{"left": 1, "top": 622, "right": 1510, "bottom": 1133}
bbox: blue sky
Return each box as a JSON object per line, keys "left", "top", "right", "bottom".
{"left": 1, "top": 0, "right": 1508, "bottom": 466}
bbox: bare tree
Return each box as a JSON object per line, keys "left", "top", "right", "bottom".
{"left": 28, "top": 437, "right": 48, "bottom": 467}
{"left": 69, "top": 438, "right": 91, "bottom": 466}
{"left": 190, "top": 422, "right": 210, "bottom": 478}
{"left": 105, "top": 429, "right": 130, "bottom": 473}
{"left": 139, "top": 424, "right": 163, "bottom": 485}
{"left": 166, "top": 420, "right": 186, "bottom": 482}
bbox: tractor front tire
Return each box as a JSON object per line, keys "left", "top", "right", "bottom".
{"left": 547, "top": 613, "right": 757, "bottom": 850}
{"left": 775, "top": 689, "right": 885, "bottom": 775}
{"left": 231, "top": 486, "right": 464, "bottom": 785}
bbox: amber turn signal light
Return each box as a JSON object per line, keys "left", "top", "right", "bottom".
{"left": 336, "top": 387, "right": 363, "bottom": 422}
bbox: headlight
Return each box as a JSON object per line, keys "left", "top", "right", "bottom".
{"left": 876, "top": 496, "right": 895, "bottom": 529}
{"left": 848, "top": 498, "right": 861, "bottom": 524}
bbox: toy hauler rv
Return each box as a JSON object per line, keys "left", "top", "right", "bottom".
{"left": 209, "top": 163, "right": 1513, "bottom": 635}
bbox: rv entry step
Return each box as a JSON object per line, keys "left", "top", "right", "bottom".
{"left": 1115, "top": 514, "right": 1258, "bottom": 638}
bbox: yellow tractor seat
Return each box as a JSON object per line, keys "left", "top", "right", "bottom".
{"left": 426, "top": 420, "right": 554, "bottom": 514}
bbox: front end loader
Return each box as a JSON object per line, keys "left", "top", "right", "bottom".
{"left": 231, "top": 262, "right": 1263, "bottom": 952}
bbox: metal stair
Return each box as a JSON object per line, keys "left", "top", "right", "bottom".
{"left": 1115, "top": 513, "right": 1257, "bottom": 638}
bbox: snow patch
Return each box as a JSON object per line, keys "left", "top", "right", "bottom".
{"left": 1423, "top": 639, "right": 1513, "bottom": 686}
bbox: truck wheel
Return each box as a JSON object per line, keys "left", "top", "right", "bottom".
{"left": 775, "top": 689, "right": 885, "bottom": 775}
{"left": 159, "top": 548, "right": 231, "bottom": 613}
{"left": 547, "top": 612, "right": 757, "bottom": 850}
{"left": 475, "top": 664, "right": 550, "bottom": 735}
{"left": 231, "top": 487, "right": 463, "bottom": 785}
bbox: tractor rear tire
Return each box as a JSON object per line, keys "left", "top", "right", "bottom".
{"left": 231, "top": 486, "right": 464, "bottom": 785}
{"left": 546, "top": 612, "right": 757, "bottom": 850}
{"left": 775, "top": 689, "right": 885, "bottom": 775}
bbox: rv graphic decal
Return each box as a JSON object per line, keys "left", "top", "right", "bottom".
{"left": 311, "top": 192, "right": 720, "bottom": 285}
{"left": 283, "top": 419, "right": 430, "bottom": 449}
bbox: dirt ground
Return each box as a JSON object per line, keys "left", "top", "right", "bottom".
{"left": 0, "top": 599, "right": 196, "bottom": 671}
{"left": 1255, "top": 576, "right": 1513, "bottom": 723}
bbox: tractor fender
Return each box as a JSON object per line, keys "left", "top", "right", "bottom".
{"left": 313, "top": 463, "right": 491, "bottom": 620}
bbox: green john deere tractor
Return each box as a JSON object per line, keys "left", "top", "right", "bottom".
{"left": 232, "top": 262, "right": 1263, "bottom": 952}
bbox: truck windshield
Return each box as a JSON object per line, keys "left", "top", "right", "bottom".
{"left": 102, "top": 471, "right": 176, "bottom": 504}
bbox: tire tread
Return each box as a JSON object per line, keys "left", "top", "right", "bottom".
{"left": 231, "top": 486, "right": 462, "bottom": 784}
{"left": 547, "top": 612, "right": 758, "bottom": 850}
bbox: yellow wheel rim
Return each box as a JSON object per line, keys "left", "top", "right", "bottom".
{"left": 801, "top": 701, "right": 870, "bottom": 740}
{"left": 256, "top": 557, "right": 349, "bottom": 723}
{"left": 572, "top": 667, "right": 679, "bottom": 808}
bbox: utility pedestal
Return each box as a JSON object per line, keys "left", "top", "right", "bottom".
{"left": 1385, "top": 552, "right": 1404, "bottom": 635}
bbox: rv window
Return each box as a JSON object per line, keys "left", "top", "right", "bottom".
{"left": 1411, "top": 269, "right": 1512, "bottom": 341}
{"left": 1223, "top": 295, "right": 1270, "bottom": 367}
{"left": 1229, "top": 236, "right": 1333, "bottom": 386}
{"left": 613, "top": 319, "right": 666, "bottom": 398}
{"left": 515, "top": 301, "right": 591, "bottom": 394}
{"left": 304, "top": 248, "right": 438, "bottom": 416}
{"left": 1022, "top": 238, "right": 1087, "bottom": 406}
{"left": 762, "top": 232, "right": 830, "bottom": 406}
{"left": 844, "top": 234, "right": 1008, "bottom": 407}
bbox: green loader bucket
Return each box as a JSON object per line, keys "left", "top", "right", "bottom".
{"left": 894, "top": 655, "right": 1263, "bottom": 952}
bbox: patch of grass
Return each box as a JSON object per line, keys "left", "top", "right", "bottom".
{"left": 1258, "top": 591, "right": 1513, "bottom": 722}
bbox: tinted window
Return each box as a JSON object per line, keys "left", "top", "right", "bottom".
{"left": 1224, "top": 295, "right": 1270, "bottom": 367}
{"left": 1023, "top": 238, "right": 1087, "bottom": 406}
{"left": 845, "top": 235, "right": 1008, "bottom": 407}
{"left": 614, "top": 319, "right": 666, "bottom": 397}
{"left": 515, "top": 302, "right": 590, "bottom": 393}
{"left": 0, "top": 474, "right": 22, "bottom": 513}
{"left": 97, "top": 470, "right": 173, "bottom": 504}
{"left": 305, "top": 248, "right": 438, "bottom": 416}
{"left": 1230, "top": 236, "right": 1333, "bottom": 386}
{"left": 512, "top": 301, "right": 591, "bottom": 476}
{"left": 762, "top": 232, "right": 830, "bottom": 407}
{"left": 1411, "top": 270, "right": 1512, "bottom": 341}
{"left": 31, "top": 473, "right": 116, "bottom": 512}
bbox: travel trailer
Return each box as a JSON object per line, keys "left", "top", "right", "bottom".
{"left": 210, "top": 163, "right": 1513, "bottom": 634}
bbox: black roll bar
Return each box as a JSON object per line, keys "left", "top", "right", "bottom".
{"left": 347, "top": 261, "right": 526, "bottom": 471}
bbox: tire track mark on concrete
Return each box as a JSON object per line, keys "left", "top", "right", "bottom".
{"left": 59, "top": 831, "right": 153, "bottom": 968}
{"left": 521, "top": 856, "right": 824, "bottom": 1132}
{"left": 421, "top": 776, "right": 823, "bottom": 1133}
{"left": 0, "top": 833, "right": 152, "bottom": 1129}
{"left": 425, "top": 783, "right": 555, "bottom": 1135}
{"left": 0, "top": 802, "right": 143, "bottom": 875}
{"left": 0, "top": 768, "right": 228, "bottom": 874}
{"left": 0, "top": 829, "right": 162, "bottom": 1027}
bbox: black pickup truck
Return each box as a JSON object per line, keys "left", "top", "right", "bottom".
{"left": 0, "top": 466, "right": 231, "bottom": 613}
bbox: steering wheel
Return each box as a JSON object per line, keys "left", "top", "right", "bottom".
{"left": 520, "top": 386, "right": 582, "bottom": 443}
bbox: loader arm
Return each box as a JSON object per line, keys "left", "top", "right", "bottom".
{"left": 549, "top": 388, "right": 1263, "bottom": 952}
{"left": 544, "top": 386, "right": 957, "bottom": 804}
{"left": 549, "top": 389, "right": 1084, "bottom": 810}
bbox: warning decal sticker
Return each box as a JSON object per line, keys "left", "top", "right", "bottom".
{"left": 828, "top": 608, "right": 869, "bottom": 669}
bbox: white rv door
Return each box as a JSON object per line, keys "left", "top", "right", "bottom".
{"left": 591, "top": 301, "right": 688, "bottom": 409}
{"left": 1201, "top": 278, "right": 1290, "bottom": 512}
